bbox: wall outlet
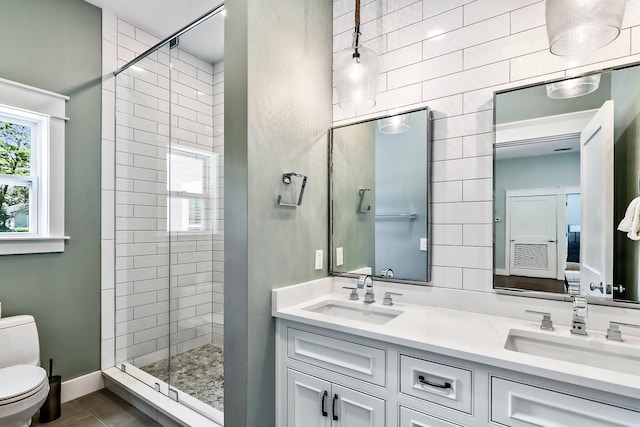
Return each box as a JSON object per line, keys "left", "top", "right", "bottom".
{"left": 315, "top": 249, "right": 323, "bottom": 270}
{"left": 420, "top": 238, "right": 427, "bottom": 251}
{"left": 336, "top": 247, "right": 344, "bottom": 266}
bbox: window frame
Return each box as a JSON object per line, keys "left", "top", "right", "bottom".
{"left": 167, "top": 144, "right": 218, "bottom": 235}
{"left": 0, "top": 77, "right": 69, "bottom": 255}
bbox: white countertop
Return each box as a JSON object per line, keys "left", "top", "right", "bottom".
{"left": 272, "top": 278, "right": 640, "bottom": 399}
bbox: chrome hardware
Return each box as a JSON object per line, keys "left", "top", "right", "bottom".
{"left": 169, "top": 388, "right": 179, "bottom": 402}
{"left": 357, "top": 188, "right": 371, "bottom": 213}
{"left": 608, "top": 284, "right": 626, "bottom": 294}
{"left": 342, "top": 286, "right": 359, "bottom": 301}
{"left": 571, "top": 296, "right": 588, "bottom": 336}
{"left": 120, "top": 364, "right": 126, "bottom": 372}
{"left": 375, "top": 213, "right": 417, "bottom": 220}
{"left": 380, "top": 268, "right": 394, "bottom": 278}
{"left": 383, "top": 292, "right": 402, "bottom": 306}
{"left": 525, "top": 310, "right": 554, "bottom": 331}
{"left": 357, "top": 275, "right": 375, "bottom": 304}
{"left": 276, "top": 172, "right": 307, "bottom": 207}
{"left": 154, "top": 382, "right": 161, "bottom": 392}
{"left": 567, "top": 283, "right": 581, "bottom": 296}
{"left": 606, "top": 321, "right": 640, "bottom": 341}
{"left": 590, "top": 282, "right": 604, "bottom": 293}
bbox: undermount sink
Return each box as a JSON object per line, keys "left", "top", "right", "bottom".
{"left": 505, "top": 329, "right": 640, "bottom": 376}
{"left": 303, "top": 299, "right": 403, "bottom": 325}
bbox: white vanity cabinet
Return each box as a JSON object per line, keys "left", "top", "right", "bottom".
{"left": 287, "top": 369, "right": 385, "bottom": 427}
{"left": 276, "top": 318, "right": 640, "bottom": 427}
{"left": 490, "top": 377, "right": 640, "bottom": 426}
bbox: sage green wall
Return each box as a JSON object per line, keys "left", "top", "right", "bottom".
{"left": 495, "top": 72, "right": 612, "bottom": 124}
{"left": 225, "top": 0, "right": 332, "bottom": 425}
{"left": 0, "top": 0, "right": 102, "bottom": 380}
{"left": 612, "top": 66, "right": 640, "bottom": 301}
{"left": 332, "top": 122, "right": 376, "bottom": 273}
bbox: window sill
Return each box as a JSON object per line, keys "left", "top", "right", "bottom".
{"left": 0, "top": 235, "right": 70, "bottom": 255}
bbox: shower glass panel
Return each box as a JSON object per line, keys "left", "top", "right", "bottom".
{"left": 114, "top": 6, "right": 224, "bottom": 421}
{"left": 114, "top": 43, "right": 172, "bottom": 390}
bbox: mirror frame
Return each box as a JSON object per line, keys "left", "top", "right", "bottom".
{"left": 329, "top": 107, "right": 433, "bottom": 286}
{"left": 492, "top": 63, "right": 640, "bottom": 309}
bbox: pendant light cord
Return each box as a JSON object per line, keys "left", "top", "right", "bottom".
{"left": 353, "top": 0, "right": 361, "bottom": 59}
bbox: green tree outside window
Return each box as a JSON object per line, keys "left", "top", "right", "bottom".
{"left": 0, "top": 121, "right": 31, "bottom": 231}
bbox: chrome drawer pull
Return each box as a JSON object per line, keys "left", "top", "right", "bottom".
{"left": 418, "top": 375, "right": 452, "bottom": 389}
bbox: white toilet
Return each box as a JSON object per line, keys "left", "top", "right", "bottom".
{"left": 0, "top": 315, "right": 50, "bottom": 427}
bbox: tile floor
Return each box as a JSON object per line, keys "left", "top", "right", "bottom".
{"left": 31, "top": 389, "right": 161, "bottom": 426}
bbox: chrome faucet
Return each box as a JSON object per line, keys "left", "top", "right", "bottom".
{"left": 358, "top": 274, "right": 375, "bottom": 304}
{"left": 571, "top": 295, "right": 588, "bottom": 336}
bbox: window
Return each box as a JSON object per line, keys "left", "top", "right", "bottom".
{"left": 0, "top": 77, "right": 68, "bottom": 255}
{"left": 0, "top": 108, "right": 43, "bottom": 234}
{"left": 168, "top": 145, "right": 218, "bottom": 233}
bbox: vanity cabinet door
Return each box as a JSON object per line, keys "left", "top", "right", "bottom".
{"left": 287, "top": 369, "right": 331, "bottom": 427}
{"left": 286, "top": 368, "right": 386, "bottom": 427}
{"left": 332, "top": 383, "right": 385, "bottom": 427}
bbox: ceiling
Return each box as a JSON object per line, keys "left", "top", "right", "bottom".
{"left": 84, "top": 0, "right": 224, "bottom": 64}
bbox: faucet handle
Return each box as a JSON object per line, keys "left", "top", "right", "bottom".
{"left": 342, "top": 286, "right": 359, "bottom": 301}
{"left": 525, "top": 310, "right": 554, "bottom": 331}
{"left": 606, "top": 321, "right": 640, "bottom": 341}
{"left": 383, "top": 292, "right": 403, "bottom": 306}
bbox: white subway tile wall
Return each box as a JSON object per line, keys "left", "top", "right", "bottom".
{"left": 333, "top": 0, "right": 640, "bottom": 291}
{"left": 102, "top": 17, "right": 224, "bottom": 368}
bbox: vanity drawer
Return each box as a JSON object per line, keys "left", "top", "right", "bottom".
{"left": 287, "top": 328, "right": 386, "bottom": 386}
{"left": 399, "top": 406, "right": 464, "bottom": 427}
{"left": 491, "top": 377, "right": 640, "bottom": 427}
{"left": 400, "top": 355, "right": 473, "bottom": 414}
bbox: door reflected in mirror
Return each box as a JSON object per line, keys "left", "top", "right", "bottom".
{"left": 330, "top": 108, "right": 431, "bottom": 283}
{"left": 494, "top": 64, "right": 640, "bottom": 304}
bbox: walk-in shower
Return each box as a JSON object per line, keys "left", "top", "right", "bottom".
{"left": 112, "top": 5, "right": 225, "bottom": 422}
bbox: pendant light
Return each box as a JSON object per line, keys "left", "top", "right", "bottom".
{"left": 378, "top": 114, "right": 410, "bottom": 134}
{"left": 545, "top": 0, "right": 626, "bottom": 56}
{"left": 336, "top": 0, "right": 380, "bottom": 111}
{"left": 546, "top": 74, "right": 601, "bottom": 99}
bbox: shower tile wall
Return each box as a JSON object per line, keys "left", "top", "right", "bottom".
{"left": 332, "top": 0, "right": 640, "bottom": 294}
{"left": 102, "top": 17, "right": 224, "bottom": 368}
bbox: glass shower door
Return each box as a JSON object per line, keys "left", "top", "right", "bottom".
{"left": 113, "top": 7, "right": 225, "bottom": 422}
{"left": 114, "top": 44, "right": 172, "bottom": 390}
{"left": 165, "top": 14, "right": 224, "bottom": 414}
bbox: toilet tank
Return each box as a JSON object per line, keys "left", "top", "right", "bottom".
{"left": 0, "top": 315, "right": 40, "bottom": 368}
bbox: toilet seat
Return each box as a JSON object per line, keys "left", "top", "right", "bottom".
{"left": 0, "top": 365, "right": 48, "bottom": 406}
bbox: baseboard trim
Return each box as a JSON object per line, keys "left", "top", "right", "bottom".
{"left": 62, "top": 371, "right": 105, "bottom": 403}
{"left": 495, "top": 269, "right": 508, "bottom": 276}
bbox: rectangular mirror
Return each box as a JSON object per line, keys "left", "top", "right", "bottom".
{"left": 330, "top": 108, "right": 431, "bottom": 284}
{"left": 494, "top": 63, "right": 640, "bottom": 305}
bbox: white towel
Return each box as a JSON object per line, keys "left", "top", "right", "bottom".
{"left": 618, "top": 196, "right": 640, "bottom": 240}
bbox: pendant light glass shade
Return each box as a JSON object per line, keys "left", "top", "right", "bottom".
{"left": 378, "top": 114, "right": 410, "bottom": 134}
{"left": 546, "top": 74, "right": 601, "bottom": 99}
{"left": 545, "top": 0, "right": 626, "bottom": 56}
{"left": 336, "top": 35, "right": 380, "bottom": 111}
